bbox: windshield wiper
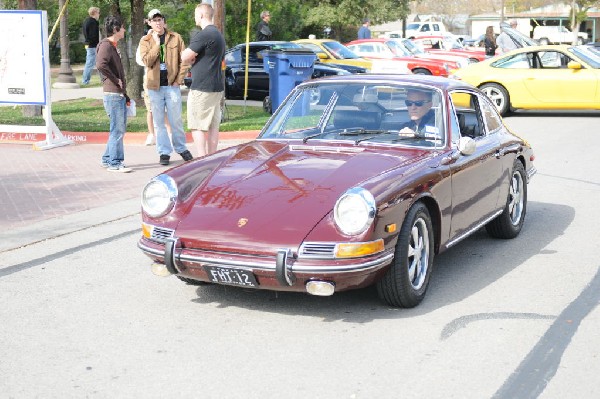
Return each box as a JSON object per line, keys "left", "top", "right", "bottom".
{"left": 302, "top": 131, "right": 329, "bottom": 143}
{"left": 338, "top": 129, "right": 387, "bottom": 136}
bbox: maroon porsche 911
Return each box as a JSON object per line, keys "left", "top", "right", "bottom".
{"left": 138, "top": 75, "right": 536, "bottom": 308}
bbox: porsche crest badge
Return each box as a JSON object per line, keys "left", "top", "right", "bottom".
{"left": 237, "top": 218, "right": 248, "bottom": 227}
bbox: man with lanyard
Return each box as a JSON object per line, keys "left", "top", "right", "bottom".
{"left": 139, "top": 9, "right": 193, "bottom": 166}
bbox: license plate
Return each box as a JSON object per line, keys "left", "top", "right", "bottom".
{"left": 204, "top": 265, "right": 258, "bottom": 287}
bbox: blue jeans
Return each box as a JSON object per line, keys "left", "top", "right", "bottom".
{"left": 82, "top": 47, "right": 96, "bottom": 85}
{"left": 148, "top": 86, "right": 187, "bottom": 155}
{"left": 101, "top": 93, "right": 127, "bottom": 166}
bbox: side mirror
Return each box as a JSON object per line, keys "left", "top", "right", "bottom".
{"left": 567, "top": 61, "right": 582, "bottom": 70}
{"left": 458, "top": 136, "right": 476, "bottom": 155}
{"left": 317, "top": 53, "right": 328, "bottom": 60}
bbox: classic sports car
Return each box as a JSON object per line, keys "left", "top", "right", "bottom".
{"left": 138, "top": 75, "right": 536, "bottom": 308}
{"left": 411, "top": 35, "right": 488, "bottom": 62}
{"left": 450, "top": 44, "right": 600, "bottom": 115}
{"left": 346, "top": 38, "right": 466, "bottom": 76}
{"left": 223, "top": 41, "right": 353, "bottom": 100}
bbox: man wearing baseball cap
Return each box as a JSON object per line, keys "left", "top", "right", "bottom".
{"left": 138, "top": 9, "right": 193, "bottom": 166}
{"left": 358, "top": 17, "right": 371, "bottom": 39}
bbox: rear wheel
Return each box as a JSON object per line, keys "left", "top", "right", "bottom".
{"left": 538, "top": 38, "right": 550, "bottom": 45}
{"left": 480, "top": 83, "right": 510, "bottom": 116}
{"left": 377, "top": 202, "right": 434, "bottom": 308}
{"left": 486, "top": 160, "right": 527, "bottom": 239}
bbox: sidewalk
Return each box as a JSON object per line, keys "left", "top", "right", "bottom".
{"left": 0, "top": 86, "right": 261, "bottom": 246}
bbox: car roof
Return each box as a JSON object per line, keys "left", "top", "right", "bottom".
{"left": 296, "top": 73, "right": 475, "bottom": 91}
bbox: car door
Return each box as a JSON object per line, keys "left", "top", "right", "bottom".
{"left": 447, "top": 91, "right": 505, "bottom": 240}
{"left": 522, "top": 50, "right": 598, "bottom": 104}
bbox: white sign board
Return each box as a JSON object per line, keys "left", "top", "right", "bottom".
{"left": 0, "top": 10, "right": 48, "bottom": 105}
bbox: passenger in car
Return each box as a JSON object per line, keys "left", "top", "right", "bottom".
{"left": 399, "top": 89, "right": 438, "bottom": 137}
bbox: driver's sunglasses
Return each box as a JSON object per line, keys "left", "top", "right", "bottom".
{"left": 405, "top": 100, "right": 430, "bottom": 107}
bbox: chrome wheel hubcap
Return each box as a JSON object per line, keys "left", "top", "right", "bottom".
{"left": 408, "top": 218, "right": 429, "bottom": 290}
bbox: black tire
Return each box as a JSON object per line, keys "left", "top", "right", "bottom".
{"left": 177, "top": 276, "right": 211, "bottom": 285}
{"left": 479, "top": 83, "right": 510, "bottom": 116}
{"left": 486, "top": 160, "right": 527, "bottom": 239}
{"left": 412, "top": 68, "right": 432, "bottom": 75}
{"left": 377, "top": 202, "right": 434, "bottom": 308}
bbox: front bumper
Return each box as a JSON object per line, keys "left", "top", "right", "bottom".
{"left": 138, "top": 237, "right": 395, "bottom": 293}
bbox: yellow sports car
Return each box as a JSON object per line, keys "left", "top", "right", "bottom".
{"left": 450, "top": 44, "right": 600, "bottom": 116}
{"left": 293, "top": 39, "right": 373, "bottom": 71}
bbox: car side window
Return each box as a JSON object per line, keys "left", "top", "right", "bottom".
{"left": 494, "top": 53, "right": 531, "bottom": 69}
{"left": 450, "top": 91, "right": 485, "bottom": 139}
{"left": 480, "top": 96, "right": 503, "bottom": 133}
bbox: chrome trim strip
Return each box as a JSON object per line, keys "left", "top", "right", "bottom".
{"left": 445, "top": 210, "right": 503, "bottom": 248}
{"left": 138, "top": 241, "right": 394, "bottom": 274}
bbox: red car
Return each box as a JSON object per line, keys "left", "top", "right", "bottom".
{"left": 138, "top": 74, "right": 536, "bottom": 308}
{"left": 412, "top": 35, "right": 490, "bottom": 62}
{"left": 346, "top": 38, "right": 464, "bottom": 77}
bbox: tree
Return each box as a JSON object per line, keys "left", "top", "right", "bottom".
{"left": 570, "top": 0, "right": 598, "bottom": 43}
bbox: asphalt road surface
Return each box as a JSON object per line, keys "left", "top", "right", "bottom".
{"left": 1, "top": 110, "right": 599, "bottom": 398}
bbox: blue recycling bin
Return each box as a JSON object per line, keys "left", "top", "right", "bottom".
{"left": 262, "top": 48, "right": 317, "bottom": 113}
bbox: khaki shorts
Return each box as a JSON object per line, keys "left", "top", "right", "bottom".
{"left": 187, "top": 90, "right": 223, "bottom": 131}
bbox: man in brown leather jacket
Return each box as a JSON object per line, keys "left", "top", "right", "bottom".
{"left": 138, "top": 9, "right": 192, "bottom": 166}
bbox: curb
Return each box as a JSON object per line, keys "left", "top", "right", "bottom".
{"left": 0, "top": 129, "right": 260, "bottom": 145}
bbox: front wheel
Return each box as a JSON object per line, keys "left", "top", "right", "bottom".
{"left": 412, "top": 68, "right": 432, "bottom": 75}
{"left": 486, "top": 160, "right": 527, "bottom": 239}
{"left": 480, "top": 83, "right": 510, "bottom": 116}
{"left": 377, "top": 202, "right": 434, "bottom": 308}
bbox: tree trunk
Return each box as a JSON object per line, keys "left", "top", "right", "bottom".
{"left": 128, "top": 0, "right": 145, "bottom": 101}
{"left": 19, "top": 0, "right": 42, "bottom": 116}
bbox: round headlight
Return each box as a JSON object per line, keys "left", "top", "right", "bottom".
{"left": 333, "top": 187, "right": 376, "bottom": 235}
{"left": 141, "top": 175, "right": 178, "bottom": 218}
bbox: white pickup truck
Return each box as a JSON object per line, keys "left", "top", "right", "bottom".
{"left": 533, "top": 26, "right": 588, "bottom": 45}
{"left": 385, "top": 21, "right": 447, "bottom": 39}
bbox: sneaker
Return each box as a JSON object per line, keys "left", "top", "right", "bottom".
{"left": 100, "top": 161, "right": 109, "bottom": 168}
{"left": 159, "top": 154, "right": 170, "bottom": 166}
{"left": 107, "top": 164, "right": 132, "bottom": 173}
{"left": 179, "top": 150, "right": 193, "bottom": 162}
{"left": 144, "top": 133, "right": 155, "bottom": 146}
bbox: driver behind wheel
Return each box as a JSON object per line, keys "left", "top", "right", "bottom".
{"left": 399, "top": 89, "right": 438, "bottom": 138}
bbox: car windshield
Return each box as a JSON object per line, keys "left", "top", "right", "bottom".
{"left": 259, "top": 82, "right": 446, "bottom": 149}
{"left": 323, "top": 41, "right": 361, "bottom": 59}
{"left": 499, "top": 22, "right": 539, "bottom": 48}
{"left": 569, "top": 45, "right": 600, "bottom": 68}
{"left": 386, "top": 40, "right": 413, "bottom": 57}
{"left": 400, "top": 39, "right": 426, "bottom": 55}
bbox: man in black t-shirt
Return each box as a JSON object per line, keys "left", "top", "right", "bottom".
{"left": 181, "top": 3, "right": 226, "bottom": 157}
{"left": 82, "top": 6, "right": 100, "bottom": 85}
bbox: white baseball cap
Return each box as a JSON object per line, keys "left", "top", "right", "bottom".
{"left": 147, "top": 9, "right": 162, "bottom": 19}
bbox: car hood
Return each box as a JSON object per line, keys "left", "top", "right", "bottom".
{"left": 173, "top": 140, "right": 428, "bottom": 252}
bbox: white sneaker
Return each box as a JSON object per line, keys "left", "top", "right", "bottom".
{"left": 145, "top": 133, "right": 155, "bottom": 146}
{"left": 107, "top": 164, "right": 132, "bottom": 173}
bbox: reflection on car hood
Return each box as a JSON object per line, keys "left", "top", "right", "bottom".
{"left": 174, "top": 140, "right": 427, "bottom": 252}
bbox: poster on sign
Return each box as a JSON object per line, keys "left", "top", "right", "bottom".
{"left": 0, "top": 9, "right": 72, "bottom": 149}
{"left": 0, "top": 10, "right": 48, "bottom": 105}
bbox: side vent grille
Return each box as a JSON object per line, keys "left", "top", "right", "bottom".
{"left": 299, "top": 242, "right": 336, "bottom": 258}
{"left": 151, "top": 227, "right": 175, "bottom": 243}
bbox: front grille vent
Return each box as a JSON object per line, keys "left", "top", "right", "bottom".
{"left": 299, "top": 242, "right": 336, "bottom": 258}
{"left": 151, "top": 227, "right": 175, "bottom": 242}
